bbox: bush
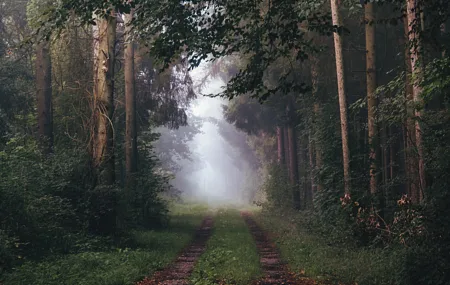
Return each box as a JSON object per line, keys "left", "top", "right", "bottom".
{"left": 261, "top": 164, "right": 292, "bottom": 209}
{"left": 0, "top": 137, "right": 108, "bottom": 268}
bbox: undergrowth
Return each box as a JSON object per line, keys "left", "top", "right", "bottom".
{"left": 254, "top": 208, "right": 407, "bottom": 285}
{"left": 190, "top": 209, "right": 261, "bottom": 285}
{"left": 0, "top": 203, "right": 209, "bottom": 285}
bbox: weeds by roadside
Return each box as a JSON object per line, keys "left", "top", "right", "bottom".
{"left": 254, "top": 209, "right": 407, "bottom": 285}
{"left": 190, "top": 209, "right": 261, "bottom": 285}
{"left": 0, "top": 203, "right": 209, "bottom": 285}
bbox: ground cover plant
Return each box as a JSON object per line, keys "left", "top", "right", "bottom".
{"left": 190, "top": 208, "right": 261, "bottom": 285}
{"left": 0, "top": 204, "right": 209, "bottom": 285}
{"left": 254, "top": 209, "right": 407, "bottom": 285}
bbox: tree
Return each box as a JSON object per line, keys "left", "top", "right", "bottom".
{"left": 92, "top": 12, "right": 117, "bottom": 185}
{"left": 36, "top": 40, "right": 53, "bottom": 153}
{"left": 276, "top": 126, "right": 286, "bottom": 165}
{"left": 331, "top": 0, "right": 351, "bottom": 193}
{"left": 310, "top": 50, "right": 323, "bottom": 192}
{"left": 365, "top": 1, "right": 377, "bottom": 195}
{"left": 287, "top": 99, "right": 300, "bottom": 209}
{"left": 124, "top": 11, "right": 138, "bottom": 185}
{"left": 284, "top": 125, "right": 290, "bottom": 172}
{"left": 403, "top": 18, "right": 419, "bottom": 204}
{"left": 406, "top": 0, "right": 425, "bottom": 202}
{"left": 29, "top": 0, "right": 53, "bottom": 153}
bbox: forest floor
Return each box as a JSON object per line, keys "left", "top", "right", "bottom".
{"left": 0, "top": 204, "right": 403, "bottom": 285}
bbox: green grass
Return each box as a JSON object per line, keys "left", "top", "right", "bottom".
{"left": 254, "top": 210, "right": 406, "bottom": 285}
{"left": 1, "top": 203, "right": 209, "bottom": 285}
{"left": 190, "top": 208, "right": 261, "bottom": 285}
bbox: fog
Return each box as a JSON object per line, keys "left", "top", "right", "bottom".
{"left": 158, "top": 66, "right": 259, "bottom": 206}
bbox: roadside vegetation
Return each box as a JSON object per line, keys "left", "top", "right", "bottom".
{"left": 190, "top": 209, "right": 261, "bottom": 285}
{"left": 255, "top": 208, "right": 409, "bottom": 285}
{"left": 0, "top": 204, "right": 209, "bottom": 285}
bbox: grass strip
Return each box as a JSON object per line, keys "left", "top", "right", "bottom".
{"left": 254, "top": 210, "right": 406, "bottom": 285}
{"left": 190, "top": 208, "right": 261, "bottom": 285}
{"left": 1, "top": 203, "right": 209, "bottom": 285}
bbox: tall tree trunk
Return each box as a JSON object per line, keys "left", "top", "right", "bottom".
{"left": 403, "top": 19, "right": 418, "bottom": 201}
{"left": 284, "top": 123, "right": 291, "bottom": 172}
{"left": 441, "top": 23, "right": 447, "bottom": 57}
{"left": 308, "top": 134, "right": 315, "bottom": 206}
{"left": 124, "top": 11, "right": 138, "bottom": 185}
{"left": 365, "top": 2, "right": 377, "bottom": 195}
{"left": 276, "top": 126, "right": 286, "bottom": 165}
{"left": 389, "top": 126, "right": 396, "bottom": 181}
{"left": 406, "top": 0, "right": 425, "bottom": 202}
{"left": 311, "top": 54, "right": 323, "bottom": 192}
{"left": 381, "top": 124, "right": 388, "bottom": 185}
{"left": 287, "top": 99, "right": 300, "bottom": 209}
{"left": 36, "top": 40, "right": 53, "bottom": 153}
{"left": 298, "top": 137, "right": 308, "bottom": 209}
{"left": 331, "top": 0, "right": 351, "bottom": 193}
{"left": 93, "top": 14, "right": 117, "bottom": 185}
{"left": 288, "top": 123, "right": 300, "bottom": 209}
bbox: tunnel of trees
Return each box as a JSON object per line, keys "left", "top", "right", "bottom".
{"left": 1, "top": 0, "right": 450, "bottom": 284}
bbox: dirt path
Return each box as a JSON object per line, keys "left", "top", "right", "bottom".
{"left": 136, "top": 216, "right": 214, "bottom": 285}
{"left": 242, "top": 212, "right": 314, "bottom": 285}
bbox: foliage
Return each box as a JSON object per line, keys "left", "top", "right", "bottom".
{"left": 1, "top": 205, "right": 207, "bottom": 285}
{"left": 0, "top": 56, "right": 33, "bottom": 144}
{"left": 260, "top": 164, "right": 292, "bottom": 209}
{"left": 190, "top": 209, "right": 261, "bottom": 285}
{"left": 255, "top": 209, "right": 408, "bottom": 285}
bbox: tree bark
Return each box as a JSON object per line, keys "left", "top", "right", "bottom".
{"left": 284, "top": 124, "right": 290, "bottom": 172}
{"left": 310, "top": 54, "right": 323, "bottom": 192}
{"left": 389, "top": 126, "right": 396, "bottom": 181}
{"left": 288, "top": 123, "right": 300, "bottom": 209}
{"left": 124, "top": 11, "right": 138, "bottom": 183}
{"left": 286, "top": 99, "right": 300, "bottom": 209}
{"left": 331, "top": 0, "right": 351, "bottom": 193}
{"left": 365, "top": 2, "right": 377, "bottom": 195}
{"left": 403, "top": 19, "right": 417, "bottom": 201}
{"left": 36, "top": 40, "right": 53, "bottom": 153}
{"left": 276, "top": 126, "right": 286, "bottom": 165}
{"left": 93, "top": 14, "right": 117, "bottom": 185}
{"left": 406, "top": 0, "right": 425, "bottom": 202}
{"left": 308, "top": 134, "right": 315, "bottom": 206}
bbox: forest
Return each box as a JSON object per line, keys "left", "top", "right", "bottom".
{"left": 0, "top": 0, "right": 449, "bottom": 284}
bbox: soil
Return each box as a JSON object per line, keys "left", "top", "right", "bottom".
{"left": 242, "top": 212, "right": 316, "bottom": 285}
{"left": 136, "top": 216, "right": 214, "bottom": 285}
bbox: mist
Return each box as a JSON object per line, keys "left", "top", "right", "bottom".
{"left": 156, "top": 67, "right": 260, "bottom": 206}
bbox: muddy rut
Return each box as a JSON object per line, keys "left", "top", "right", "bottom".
{"left": 137, "top": 216, "right": 214, "bottom": 285}
{"left": 242, "top": 212, "right": 314, "bottom": 285}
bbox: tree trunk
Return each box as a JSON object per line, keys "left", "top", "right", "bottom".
{"left": 284, "top": 124, "right": 290, "bottom": 171}
{"left": 93, "top": 14, "right": 117, "bottom": 185}
{"left": 276, "top": 126, "right": 286, "bottom": 165}
{"left": 331, "top": 0, "right": 351, "bottom": 193}
{"left": 365, "top": 2, "right": 377, "bottom": 195}
{"left": 308, "top": 134, "right": 315, "bottom": 205}
{"left": 124, "top": 11, "right": 138, "bottom": 184}
{"left": 441, "top": 23, "right": 447, "bottom": 57}
{"left": 288, "top": 123, "right": 300, "bottom": 209}
{"left": 381, "top": 124, "right": 388, "bottom": 185}
{"left": 36, "top": 40, "right": 53, "bottom": 153}
{"left": 406, "top": 0, "right": 425, "bottom": 202}
{"left": 403, "top": 19, "right": 417, "bottom": 201}
{"left": 310, "top": 54, "right": 323, "bottom": 192}
{"left": 389, "top": 126, "right": 396, "bottom": 181}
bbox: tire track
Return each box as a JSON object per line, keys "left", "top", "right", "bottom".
{"left": 242, "top": 212, "right": 314, "bottom": 285}
{"left": 137, "top": 216, "right": 214, "bottom": 285}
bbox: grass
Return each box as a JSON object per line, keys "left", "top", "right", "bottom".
{"left": 254, "top": 209, "right": 406, "bottom": 285}
{"left": 0, "top": 203, "right": 210, "bottom": 285}
{"left": 190, "top": 208, "right": 261, "bottom": 285}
